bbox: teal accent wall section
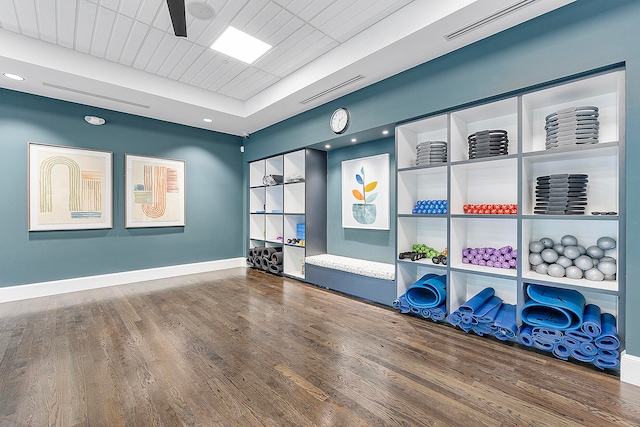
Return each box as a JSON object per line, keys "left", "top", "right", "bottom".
{"left": 245, "top": 0, "right": 640, "bottom": 356}
{"left": 0, "top": 88, "right": 244, "bottom": 288}
{"left": 327, "top": 138, "right": 395, "bottom": 263}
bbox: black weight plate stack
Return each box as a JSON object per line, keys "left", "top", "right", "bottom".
{"left": 534, "top": 174, "right": 588, "bottom": 215}
{"left": 545, "top": 106, "right": 599, "bottom": 150}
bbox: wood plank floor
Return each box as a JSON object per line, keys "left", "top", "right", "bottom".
{"left": 1, "top": 268, "right": 639, "bottom": 426}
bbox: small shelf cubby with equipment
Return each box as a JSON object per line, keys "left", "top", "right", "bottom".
{"left": 247, "top": 149, "right": 326, "bottom": 279}
{"left": 394, "top": 68, "right": 625, "bottom": 369}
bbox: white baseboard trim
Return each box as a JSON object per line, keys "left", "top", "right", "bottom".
{"left": 621, "top": 351, "right": 640, "bottom": 387}
{"left": 0, "top": 258, "right": 247, "bottom": 303}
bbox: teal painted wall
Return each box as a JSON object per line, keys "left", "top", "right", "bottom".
{"left": 245, "top": 0, "right": 640, "bottom": 356}
{"left": 327, "top": 138, "right": 395, "bottom": 263}
{"left": 0, "top": 89, "right": 244, "bottom": 288}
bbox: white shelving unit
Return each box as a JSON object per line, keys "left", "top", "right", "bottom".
{"left": 395, "top": 69, "right": 625, "bottom": 348}
{"left": 248, "top": 149, "right": 326, "bottom": 279}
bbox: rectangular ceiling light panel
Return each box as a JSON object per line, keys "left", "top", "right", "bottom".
{"left": 210, "top": 26, "right": 272, "bottom": 64}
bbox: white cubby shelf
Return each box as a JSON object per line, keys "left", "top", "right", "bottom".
{"left": 395, "top": 68, "right": 625, "bottom": 356}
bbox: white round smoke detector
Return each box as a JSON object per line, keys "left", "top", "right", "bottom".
{"left": 187, "top": 2, "right": 215, "bottom": 20}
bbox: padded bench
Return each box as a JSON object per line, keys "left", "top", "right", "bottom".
{"left": 304, "top": 254, "right": 396, "bottom": 306}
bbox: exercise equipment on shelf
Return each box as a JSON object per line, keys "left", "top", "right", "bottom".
{"left": 246, "top": 246, "right": 284, "bottom": 275}
{"left": 392, "top": 274, "right": 447, "bottom": 322}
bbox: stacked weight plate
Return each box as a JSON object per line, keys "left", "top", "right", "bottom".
{"left": 415, "top": 141, "right": 447, "bottom": 166}
{"left": 468, "top": 130, "right": 508, "bottom": 159}
{"left": 545, "top": 106, "right": 599, "bottom": 149}
{"left": 534, "top": 174, "right": 588, "bottom": 215}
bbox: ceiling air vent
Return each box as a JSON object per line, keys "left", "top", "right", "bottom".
{"left": 445, "top": 0, "right": 538, "bottom": 41}
{"left": 300, "top": 75, "right": 366, "bottom": 104}
{"left": 42, "top": 82, "right": 150, "bottom": 109}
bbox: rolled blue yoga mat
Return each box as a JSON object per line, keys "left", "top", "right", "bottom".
{"left": 579, "top": 341, "right": 598, "bottom": 357}
{"left": 519, "top": 325, "right": 534, "bottom": 347}
{"left": 430, "top": 305, "right": 446, "bottom": 322}
{"left": 405, "top": 274, "right": 446, "bottom": 308}
{"left": 461, "top": 313, "right": 476, "bottom": 325}
{"left": 595, "top": 313, "right": 620, "bottom": 350}
{"left": 581, "top": 304, "right": 602, "bottom": 337}
{"left": 447, "top": 311, "right": 462, "bottom": 326}
{"left": 562, "top": 336, "right": 581, "bottom": 350}
{"left": 597, "top": 348, "right": 619, "bottom": 361}
{"left": 459, "top": 322, "right": 473, "bottom": 333}
{"left": 397, "top": 295, "right": 411, "bottom": 314}
{"left": 459, "top": 287, "right": 495, "bottom": 314}
{"left": 533, "top": 338, "right": 554, "bottom": 351}
{"left": 521, "top": 284, "right": 586, "bottom": 330}
{"left": 553, "top": 342, "right": 571, "bottom": 360}
{"left": 475, "top": 296, "right": 503, "bottom": 323}
{"left": 532, "top": 327, "right": 563, "bottom": 344}
{"left": 594, "top": 356, "right": 620, "bottom": 370}
{"left": 410, "top": 306, "right": 422, "bottom": 315}
{"left": 565, "top": 329, "right": 593, "bottom": 342}
{"left": 420, "top": 308, "right": 431, "bottom": 319}
{"left": 571, "top": 348, "right": 596, "bottom": 363}
{"left": 472, "top": 323, "right": 492, "bottom": 336}
{"left": 493, "top": 304, "right": 517, "bottom": 341}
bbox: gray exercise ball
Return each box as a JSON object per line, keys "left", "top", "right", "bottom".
{"left": 552, "top": 243, "right": 565, "bottom": 255}
{"left": 561, "top": 235, "right": 578, "bottom": 246}
{"left": 539, "top": 237, "right": 554, "bottom": 248}
{"left": 563, "top": 246, "right": 581, "bottom": 260}
{"left": 597, "top": 236, "right": 616, "bottom": 250}
{"left": 574, "top": 255, "right": 594, "bottom": 271}
{"left": 586, "top": 245, "right": 605, "bottom": 259}
{"left": 565, "top": 266, "right": 584, "bottom": 280}
{"left": 547, "top": 263, "right": 566, "bottom": 278}
{"left": 535, "top": 263, "right": 549, "bottom": 275}
{"left": 529, "top": 253, "right": 544, "bottom": 266}
{"left": 556, "top": 256, "right": 573, "bottom": 268}
{"left": 541, "top": 248, "right": 559, "bottom": 263}
{"left": 597, "top": 261, "right": 617, "bottom": 276}
{"left": 529, "top": 241, "right": 545, "bottom": 254}
{"left": 584, "top": 267, "right": 605, "bottom": 281}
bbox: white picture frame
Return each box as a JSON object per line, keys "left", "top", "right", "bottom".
{"left": 341, "top": 153, "right": 390, "bottom": 230}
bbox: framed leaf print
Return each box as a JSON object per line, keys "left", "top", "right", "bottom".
{"left": 341, "top": 153, "right": 389, "bottom": 230}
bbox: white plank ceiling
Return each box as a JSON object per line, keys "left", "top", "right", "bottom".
{"left": 0, "top": 0, "right": 574, "bottom": 136}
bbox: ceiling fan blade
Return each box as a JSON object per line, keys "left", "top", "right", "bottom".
{"left": 166, "top": 0, "right": 187, "bottom": 37}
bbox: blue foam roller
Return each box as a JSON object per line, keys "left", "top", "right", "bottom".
{"left": 519, "top": 325, "right": 534, "bottom": 347}
{"left": 475, "top": 296, "right": 503, "bottom": 323}
{"left": 553, "top": 342, "right": 571, "bottom": 360}
{"left": 579, "top": 341, "right": 598, "bottom": 357}
{"left": 521, "top": 284, "right": 586, "bottom": 330}
{"left": 565, "top": 329, "right": 593, "bottom": 342}
{"left": 595, "top": 313, "right": 621, "bottom": 350}
{"left": 581, "top": 304, "right": 602, "bottom": 337}
{"left": 594, "top": 357, "right": 620, "bottom": 370}
{"left": 420, "top": 308, "right": 431, "bottom": 319}
{"left": 493, "top": 304, "right": 517, "bottom": 341}
{"left": 532, "top": 327, "right": 563, "bottom": 344}
{"left": 459, "top": 287, "right": 495, "bottom": 314}
{"left": 430, "top": 305, "right": 446, "bottom": 322}
{"left": 570, "top": 348, "right": 596, "bottom": 363}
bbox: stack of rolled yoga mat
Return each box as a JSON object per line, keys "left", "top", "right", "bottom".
{"left": 447, "top": 287, "right": 517, "bottom": 341}
{"left": 519, "top": 283, "right": 620, "bottom": 370}
{"left": 246, "top": 246, "right": 283, "bottom": 275}
{"left": 393, "top": 274, "right": 447, "bottom": 322}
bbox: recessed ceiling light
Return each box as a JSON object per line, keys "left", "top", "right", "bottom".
{"left": 325, "top": 144, "right": 331, "bottom": 149}
{"left": 203, "top": 118, "right": 213, "bottom": 123}
{"left": 3, "top": 73, "right": 24, "bottom": 81}
{"left": 382, "top": 130, "right": 389, "bottom": 135}
{"left": 210, "top": 26, "right": 271, "bottom": 64}
{"left": 351, "top": 138, "right": 357, "bottom": 143}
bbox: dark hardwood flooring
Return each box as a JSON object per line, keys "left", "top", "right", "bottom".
{"left": 1, "top": 267, "right": 639, "bottom": 426}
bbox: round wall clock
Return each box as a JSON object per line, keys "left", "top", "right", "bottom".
{"left": 330, "top": 107, "right": 350, "bottom": 134}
